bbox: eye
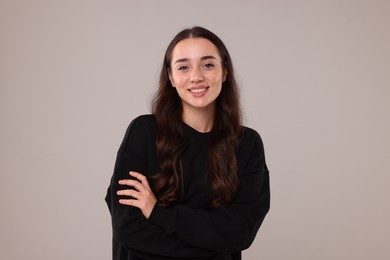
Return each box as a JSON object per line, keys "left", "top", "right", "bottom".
{"left": 203, "top": 63, "right": 215, "bottom": 69}
{"left": 178, "top": 65, "right": 189, "bottom": 71}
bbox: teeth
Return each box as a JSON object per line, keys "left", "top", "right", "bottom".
{"left": 190, "top": 88, "right": 206, "bottom": 93}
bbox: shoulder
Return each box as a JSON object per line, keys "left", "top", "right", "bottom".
{"left": 119, "top": 114, "right": 157, "bottom": 153}
{"left": 123, "top": 114, "right": 157, "bottom": 135}
{"left": 128, "top": 114, "right": 157, "bottom": 129}
{"left": 239, "top": 125, "right": 264, "bottom": 148}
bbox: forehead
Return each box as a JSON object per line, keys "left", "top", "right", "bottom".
{"left": 171, "top": 38, "right": 221, "bottom": 61}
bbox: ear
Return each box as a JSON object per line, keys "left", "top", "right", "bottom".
{"left": 168, "top": 68, "right": 175, "bottom": 87}
{"left": 222, "top": 68, "right": 227, "bottom": 82}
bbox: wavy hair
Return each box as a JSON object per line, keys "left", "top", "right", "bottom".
{"left": 151, "top": 26, "right": 242, "bottom": 208}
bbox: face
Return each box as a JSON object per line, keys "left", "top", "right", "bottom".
{"left": 169, "top": 37, "right": 227, "bottom": 114}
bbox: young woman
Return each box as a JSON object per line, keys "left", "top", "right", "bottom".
{"left": 105, "top": 26, "right": 270, "bottom": 260}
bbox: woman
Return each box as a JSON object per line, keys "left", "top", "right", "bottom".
{"left": 105, "top": 26, "right": 270, "bottom": 260}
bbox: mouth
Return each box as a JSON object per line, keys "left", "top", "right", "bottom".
{"left": 188, "top": 86, "right": 209, "bottom": 93}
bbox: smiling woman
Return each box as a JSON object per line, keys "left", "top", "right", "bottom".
{"left": 105, "top": 26, "right": 270, "bottom": 260}
{"left": 169, "top": 38, "right": 226, "bottom": 130}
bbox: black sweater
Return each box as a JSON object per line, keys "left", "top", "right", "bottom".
{"left": 105, "top": 115, "right": 270, "bottom": 260}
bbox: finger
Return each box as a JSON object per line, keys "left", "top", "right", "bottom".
{"left": 117, "top": 189, "right": 140, "bottom": 199}
{"left": 118, "top": 179, "right": 147, "bottom": 193}
{"left": 130, "top": 171, "right": 151, "bottom": 190}
{"left": 119, "top": 198, "right": 140, "bottom": 207}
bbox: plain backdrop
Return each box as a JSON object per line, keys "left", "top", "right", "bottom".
{"left": 1, "top": 0, "right": 389, "bottom": 259}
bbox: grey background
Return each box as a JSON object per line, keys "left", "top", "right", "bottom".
{"left": 1, "top": 0, "right": 389, "bottom": 259}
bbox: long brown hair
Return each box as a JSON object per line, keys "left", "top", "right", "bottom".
{"left": 151, "top": 26, "right": 242, "bottom": 208}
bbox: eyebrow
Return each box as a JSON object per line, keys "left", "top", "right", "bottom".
{"left": 174, "top": 55, "right": 217, "bottom": 64}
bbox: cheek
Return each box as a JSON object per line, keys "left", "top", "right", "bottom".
{"left": 171, "top": 74, "right": 188, "bottom": 87}
{"left": 213, "top": 75, "right": 224, "bottom": 86}
{"left": 207, "top": 71, "right": 224, "bottom": 83}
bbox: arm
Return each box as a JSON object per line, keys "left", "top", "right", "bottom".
{"left": 147, "top": 131, "right": 270, "bottom": 252}
{"left": 105, "top": 116, "right": 214, "bottom": 258}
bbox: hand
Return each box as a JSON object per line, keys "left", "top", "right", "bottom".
{"left": 117, "top": 171, "right": 157, "bottom": 219}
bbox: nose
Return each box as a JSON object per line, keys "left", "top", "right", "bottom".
{"left": 190, "top": 67, "right": 204, "bottom": 82}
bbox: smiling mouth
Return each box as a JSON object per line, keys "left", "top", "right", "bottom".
{"left": 188, "top": 86, "right": 209, "bottom": 93}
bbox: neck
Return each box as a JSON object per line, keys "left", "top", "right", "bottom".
{"left": 182, "top": 105, "right": 215, "bottom": 133}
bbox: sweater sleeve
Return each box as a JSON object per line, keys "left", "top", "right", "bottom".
{"left": 105, "top": 116, "right": 214, "bottom": 258}
{"left": 148, "top": 130, "right": 270, "bottom": 252}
